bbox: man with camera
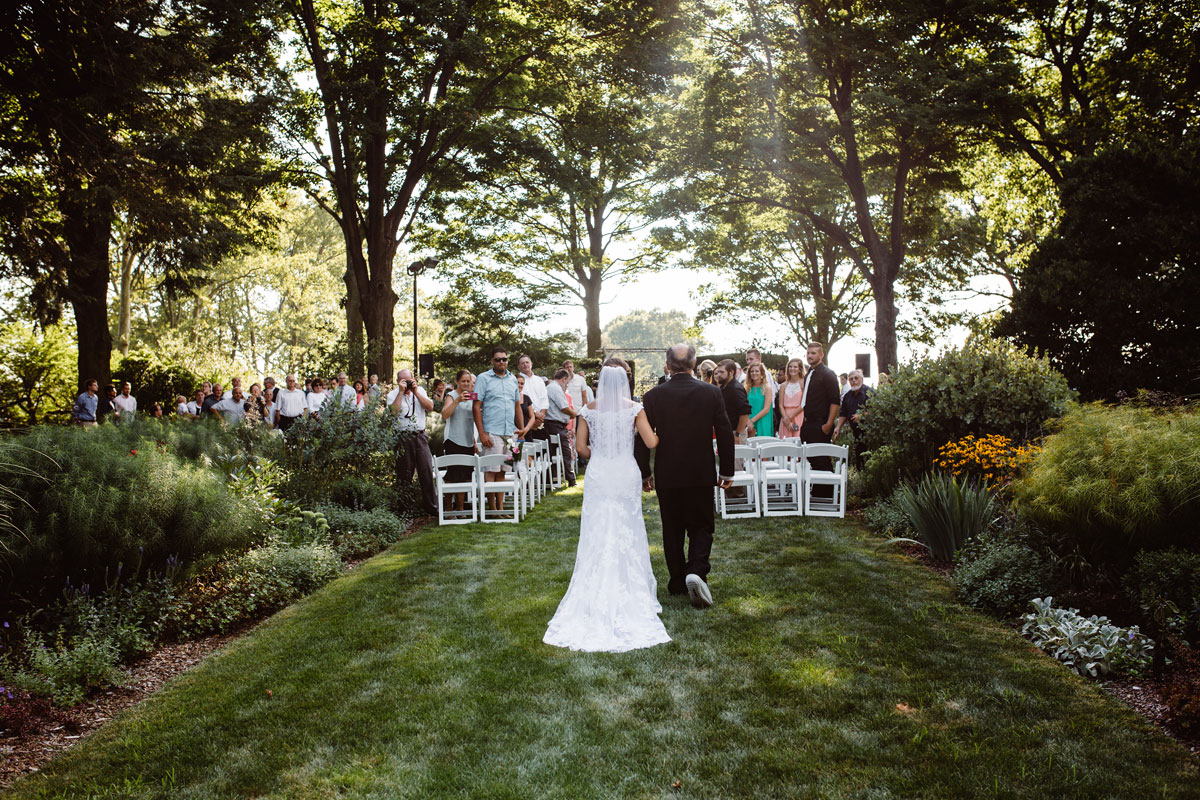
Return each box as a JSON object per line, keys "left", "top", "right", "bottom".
{"left": 389, "top": 368, "right": 438, "bottom": 517}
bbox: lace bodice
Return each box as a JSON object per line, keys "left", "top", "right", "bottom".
{"left": 579, "top": 402, "right": 642, "bottom": 461}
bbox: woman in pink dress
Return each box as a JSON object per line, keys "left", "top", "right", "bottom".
{"left": 778, "top": 357, "right": 806, "bottom": 438}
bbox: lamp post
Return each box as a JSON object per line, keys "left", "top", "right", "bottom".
{"left": 406, "top": 257, "right": 439, "bottom": 375}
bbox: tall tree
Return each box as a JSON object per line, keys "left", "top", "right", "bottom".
{"left": 0, "top": 0, "right": 283, "bottom": 387}
{"left": 286, "top": 0, "right": 668, "bottom": 378}
{"left": 411, "top": 10, "right": 681, "bottom": 357}
{"left": 674, "top": 0, "right": 1014, "bottom": 370}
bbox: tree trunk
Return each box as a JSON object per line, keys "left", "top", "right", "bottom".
{"left": 63, "top": 192, "right": 115, "bottom": 388}
{"left": 344, "top": 257, "right": 365, "bottom": 379}
{"left": 871, "top": 278, "right": 899, "bottom": 372}
{"left": 583, "top": 278, "right": 603, "bottom": 356}
{"left": 116, "top": 240, "right": 135, "bottom": 356}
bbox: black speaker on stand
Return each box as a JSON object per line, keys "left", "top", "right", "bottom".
{"left": 418, "top": 353, "right": 434, "bottom": 380}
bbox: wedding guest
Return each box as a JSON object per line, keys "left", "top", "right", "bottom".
{"left": 307, "top": 378, "right": 330, "bottom": 419}
{"left": 175, "top": 395, "right": 189, "bottom": 416}
{"left": 878, "top": 371, "right": 891, "bottom": 386}
{"left": 515, "top": 373, "right": 535, "bottom": 439}
{"left": 262, "top": 376, "right": 279, "bottom": 424}
{"left": 778, "top": 358, "right": 806, "bottom": 439}
{"left": 186, "top": 389, "right": 205, "bottom": 418}
{"left": 697, "top": 359, "right": 717, "bottom": 384}
{"left": 274, "top": 374, "right": 307, "bottom": 431}
{"left": 200, "top": 381, "right": 213, "bottom": 399}
{"left": 430, "top": 378, "right": 446, "bottom": 412}
{"left": 744, "top": 348, "right": 777, "bottom": 393}
{"left": 562, "top": 360, "right": 591, "bottom": 409}
{"left": 839, "top": 372, "right": 850, "bottom": 397}
{"left": 247, "top": 383, "right": 269, "bottom": 425}
{"left": 516, "top": 354, "right": 548, "bottom": 440}
{"left": 212, "top": 386, "right": 249, "bottom": 425}
{"left": 389, "top": 368, "right": 438, "bottom": 516}
{"left": 333, "top": 371, "right": 356, "bottom": 408}
{"left": 744, "top": 362, "right": 775, "bottom": 438}
{"left": 71, "top": 379, "right": 99, "bottom": 427}
{"left": 715, "top": 359, "right": 750, "bottom": 441}
{"left": 96, "top": 384, "right": 118, "bottom": 423}
{"left": 353, "top": 379, "right": 366, "bottom": 410}
{"left": 833, "top": 369, "right": 872, "bottom": 468}
{"left": 773, "top": 365, "right": 786, "bottom": 433}
{"left": 801, "top": 342, "right": 842, "bottom": 498}
{"left": 440, "top": 369, "right": 477, "bottom": 514}
{"left": 111, "top": 381, "right": 136, "bottom": 422}
{"left": 367, "top": 373, "right": 382, "bottom": 402}
{"left": 202, "top": 384, "right": 223, "bottom": 416}
{"left": 544, "top": 368, "right": 577, "bottom": 487}
{"left": 221, "top": 377, "right": 244, "bottom": 400}
{"left": 473, "top": 346, "right": 524, "bottom": 509}
{"left": 150, "top": 403, "right": 164, "bottom": 418}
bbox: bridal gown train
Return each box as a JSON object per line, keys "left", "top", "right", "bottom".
{"left": 543, "top": 402, "right": 672, "bottom": 652}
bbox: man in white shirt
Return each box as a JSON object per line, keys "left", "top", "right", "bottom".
{"left": 334, "top": 371, "right": 357, "bottom": 408}
{"left": 517, "top": 354, "right": 548, "bottom": 440}
{"left": 744, "top": 348, "right": 778, "bottom": 393}
{"left": 562, "top": 360, "right": 592, "bottom": 409}
{"left": 388, "top": 368, "right": 437, "bottom": 516}
{"left": 113, "top": 381, "right": 137, "bottom": 421}
{"left": 274, "top": 374, "right": 308, "bottom": 431}
{"left": 222, "top": 377, "right": 244, "bottom": 400}
{"left": 544, "top": 369, "right": 577, "bottom": 487}
{"left": 212, "top": 386, "right": 249, "bottom": 425}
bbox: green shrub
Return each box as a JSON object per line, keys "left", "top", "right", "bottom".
{"left": 235, "top": 542, "right": 341, "bottom": 595}
{"left": 858, "top": 445, "right": 902, "bottom": 499}
{"left": 858, "top": 337, "right": 1073, "bottom": 486}
{"left": 1020, "top": 597, "right": 1154, "bottom": 678}
{"left": 3, "top": 629, "right": 125, "bottom": 707}
{"left": 327, "top": 476, "right": 393, "bottom": 511}
{"left": 1123, "top": 548, "right": 1200, "bottom": 638}
{"left": 954, "top": 532, "right": 1053, "bottom": 616}
{"left": 0, "top": 424, "right": 258, "bottom": 605}
{"left": 316, "top": 503, "right": 408, "bottom": 560}
{"left": 1016, "top": 404, "right": 1200, "bottom": 558}
{"left": 894, "top": 473, "right": 997, "bottom": 562}
{"left": 52, "top": 574, "right": 180, "bottom": 662}
{"left": 863, "top": 488, "right": 915, "bottom": 540}
{"left": 112, "top": 352, "right": 200, "bottom": 413}
{"left": 271, "top": 506, "right": 332, "bottom": 547}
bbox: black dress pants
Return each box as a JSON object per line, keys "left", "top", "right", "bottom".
{"left": 656, "top": 485, "right": 715, "bottom": 595}
{"left": 397, "top": 431, "right": 438, "bottom": 515}
{"left": 543, "top": 419, "right": 576, "bottom": 485}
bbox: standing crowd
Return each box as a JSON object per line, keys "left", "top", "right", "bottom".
{"left": 68, "top": 344, "right": 878, "bottom": 517}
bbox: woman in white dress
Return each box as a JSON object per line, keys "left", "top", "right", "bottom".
{"left": 544, "top": 366, "right": 672, "bottom": 653}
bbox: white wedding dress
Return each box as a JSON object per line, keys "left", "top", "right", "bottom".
{"left": 543, "top": 369, "right": 671, "bottom": 653}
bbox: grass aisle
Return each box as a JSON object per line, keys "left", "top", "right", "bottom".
{"left": 8, "top": 488, "right": 1197, "bottom": 799}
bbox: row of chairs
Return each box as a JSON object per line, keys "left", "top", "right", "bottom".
{"left": 716, "top": 438, "right": 848, "bottom": 519}
{"left": 434, "top": 434, "right": 568, "bottom": 525}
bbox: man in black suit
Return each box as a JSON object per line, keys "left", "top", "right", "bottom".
{"left": 635, "top": 344, "right": 735, "bottom": 609}
{"left": 800, "top": 342, "right": 842, "bottom": 497}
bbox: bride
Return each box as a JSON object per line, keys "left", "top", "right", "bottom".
{"left": 543, "top": 364, "right": 672, "bottom": 652}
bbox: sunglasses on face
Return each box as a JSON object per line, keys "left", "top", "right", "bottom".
{"left": 493, "top": 357, "right": 508, "bottom": 362}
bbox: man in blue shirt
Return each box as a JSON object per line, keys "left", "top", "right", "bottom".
{"left": 71, "top": 379, "right": 99, "bottom": 427}
{"left": 473, "top": 345, "right": 524, "bottom": 507}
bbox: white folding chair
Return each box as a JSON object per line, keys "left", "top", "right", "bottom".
{"left": 803, "top": 443, "right": 848, "bottom": 518}
{"left": 519, "top": 440, "right": 541, "bottom": 510}
{"left": 548, "top": 433, "right": 565, "bottom": 491}
{"left": 747, "top": 435, "right": 779, "bottom": 446}
{"left": 477, "top": 453, "right": 523, "bottom": 522}
{"left": 757, "top": 442, "right": 803, "bottom": 516}
{"left": 717, "top": 444, "right": 761, "bottom": 519}
{"left": 436, "top": 454, "right": 478, "bottom": 525}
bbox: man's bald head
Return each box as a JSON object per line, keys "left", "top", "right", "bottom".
{"left": 666, "top": 343, "right": 696, "bottom": 374}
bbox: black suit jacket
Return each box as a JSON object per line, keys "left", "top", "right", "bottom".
{"left": 635, "top": 373, "right": 735, "bottom": 489}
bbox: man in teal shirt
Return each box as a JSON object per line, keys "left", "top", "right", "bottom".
{"left": 473, "top": 345, "right": 524, "bottom": 508}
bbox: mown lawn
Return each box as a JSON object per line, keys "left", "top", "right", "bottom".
{"left": 7, "top": 486, "right": 1198, "bottom": 799}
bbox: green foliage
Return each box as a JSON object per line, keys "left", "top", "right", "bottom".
{"left": 893, "top": 473, "right": 997, "bottom": 562}
{"left": 111, "top": 352, "right": 200, "bottom": 413}
{"left": 954, "top": 532, "right": 1053, "bottom": 616}
{"left": 857, "top": 445, "right": 902, "bottom": 499}
{"left": 1123, "top": 548, "right": 1200, "bottom": 641}
{"left": 327, "top": 477, "right": 393, "bottom": 512}
{"left": 1021, "top": 597, "right": 1154, "bottom": 678}
{"left": 234, "top": 542, "right": 341, "bottom": 597}
{"left": 316, "top": 503, "right": 409, "bottom": 560}
{"left": 859, "top": 338, "right": 1074, "bottom": 482}
{"left": 862, "top": 487, "right": 914, "bottom": 541}
{"left": 998, "top": 141, "right": 1200, "bottom": 400}
{"left": 1016, "top": 404, "right": 1200, "bottom": 557}
{"left": 0, "top": 423, "right": 258, "bottom": 605}
{"left": 0, "top": 322, "right": 75, "bottom": 426}
{"left": 3, "top": 629, "right": 125, "bottom": 707}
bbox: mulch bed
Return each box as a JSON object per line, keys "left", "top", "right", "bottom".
{"left": 0, "top": 515, "right": 431, "bottom": 790}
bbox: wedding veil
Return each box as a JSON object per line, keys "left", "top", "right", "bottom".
{"left": 596, "top": 365, "right": 632, "bottom": 414}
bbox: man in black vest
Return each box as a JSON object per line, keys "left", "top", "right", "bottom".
{"left": 801, "top": 342, "right": 842, "bottom": 497}
{"left": 635, "top": 344, "right": 735, "bottom": 609}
